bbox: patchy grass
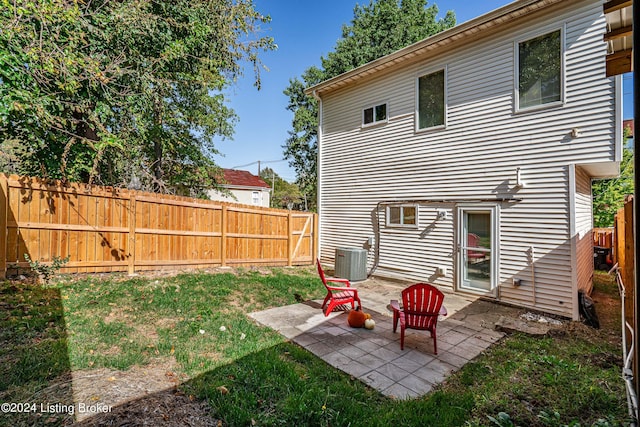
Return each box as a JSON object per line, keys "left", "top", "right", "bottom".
{"left": 0, "top": 267, "right": 632, "bottom": 426}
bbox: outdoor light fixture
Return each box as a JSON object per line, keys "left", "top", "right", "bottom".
{"left": 515, "top": 167, "right": 526, "bottom": 189}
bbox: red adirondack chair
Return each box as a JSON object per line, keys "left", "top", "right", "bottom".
{"left": 316, "top": 258, "right": 361, "bottom": 316}
{"left": 390, "top": 283, "right": 447, "bottom": 354}
{"left": 467, "top": 233, "right": 485, "bottom": 261}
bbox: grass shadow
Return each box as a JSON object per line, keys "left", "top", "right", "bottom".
{"left": 73, "top": 341, "right": 474, "bottom": 427}
{"left": 0, "top": 279, "right": 73, "bottom": 427}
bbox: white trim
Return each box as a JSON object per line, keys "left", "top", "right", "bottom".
{"left": 305, "top": 0, "right": 569, "bottom": 97}
{"left": 568, "top": 164, "right": 580, "bottom": 321}
{"left": 614, "top": 74, "right": 623, "bottom": 162}
{"left": 316, "top": 93, "right": 323, "bottom": 258}
{"left": 385, "top": 204, "right": 420, "bottom": 228}
{"left": 514, "top": 26, "right": 565, "bottom": 113}
{"left": 456, "top": 204, "right": 500, "bottom": 296}
{"left": 415, "top": 66, "right": 447, "bottom": 132}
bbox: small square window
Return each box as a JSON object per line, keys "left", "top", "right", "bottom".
{"left": 387, "top": 205, "right": 419, "bottom": 227}
{"left": 363, "top": 103, "right": 388, "bottom": 126}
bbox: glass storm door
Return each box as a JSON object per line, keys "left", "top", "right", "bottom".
{"left": 458, "top": 207, "right": 498, "bottom": 293}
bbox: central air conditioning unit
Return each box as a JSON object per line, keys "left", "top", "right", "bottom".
{"left": 334, "top": 248, "right": 368, "bottom": 282}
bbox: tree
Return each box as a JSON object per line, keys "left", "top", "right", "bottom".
{"left": 0, "top": 0, "right": 274, "bottom": 196}
{"left": 283, "top": 0, "right": 456, "bottom": 210}
{"left": 259, "top": 167, "right": 303, "bottom": 210}
{"left": 592, "top": 140, "right": 634, "bottom": 227}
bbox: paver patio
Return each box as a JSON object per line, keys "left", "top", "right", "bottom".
{"left": 250, "top": 278, "right": 511, "bottom": 399}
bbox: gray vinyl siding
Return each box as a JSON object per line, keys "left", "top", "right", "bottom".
{"left": 575, "top": 166, "right": 595, "bottom": 295}
{"left": 319, "top": 0, "right": 616, "bottom": 319}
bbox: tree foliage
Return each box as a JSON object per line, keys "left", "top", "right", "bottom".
{"left": 283, "top": 0, "right": 455, "bottom": 210}
{"left": 0, "top": 0, "right": 274, "bottom": 195}
{"left": 259, "top": 167, "right": 303, "bottom": 210}
{"left": 592, "top": 142, "right": 634, "bottom": 227}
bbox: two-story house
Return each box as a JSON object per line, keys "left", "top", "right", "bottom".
{"left": 306, "top": 0, "right": 622, "bottom": 320}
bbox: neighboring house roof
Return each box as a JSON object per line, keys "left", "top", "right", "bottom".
{"left": 306, "top": 0, "right": 569, "bottom": 97}
{"left": 623, "top": 119, "right": 634, "bottom": 138}
{"left": 221, "top": 169, "right": 270, "bottom": 190}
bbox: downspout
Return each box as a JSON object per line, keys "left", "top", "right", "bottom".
{"left": 311, "top": 90, "right": 323, "bottom": 261}
{"left": 368, "top": 201, "right": 384, "bottom": 278}
{"left": 530, "top": 245, "right": 536, "bottom": 305}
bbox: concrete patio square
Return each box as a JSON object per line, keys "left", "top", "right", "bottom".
{"left": 249, "top": 278, "right": 520, "bottom": 400}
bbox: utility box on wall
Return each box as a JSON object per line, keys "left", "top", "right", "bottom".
{"left": 335, "top": 248, "right": 367, "bottom": 282}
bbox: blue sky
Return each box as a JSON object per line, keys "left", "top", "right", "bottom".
{"left": 214, "top": 1, "right": 634, "bottom": 181}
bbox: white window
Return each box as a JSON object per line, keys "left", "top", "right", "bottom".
{"left": 386, "top": 205, "right": 418, "bottom": 227}
{"left": 516, "top": 29, "right": 563, "bottom": 111}
{"left": 417, "top": 68, "right": 446, "bottom": 130}
{"left": 363, "top": 103, "right": 388, "bottom": 126}
{"left": 252, "top": 191, "right": 260, "bottom": 205}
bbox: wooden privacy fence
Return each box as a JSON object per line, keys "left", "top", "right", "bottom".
{"left": 614, "top": 196, "right": 634, "bottom": 337}
{"left": 0, "top": 174, "right": 317, "bottom": 278}
{"left": 593, "top": 227, "right": 614, "bottom": 249}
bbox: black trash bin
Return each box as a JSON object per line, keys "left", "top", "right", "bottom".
{"left": 593, "top": 246, "right": 611, "bottom": 271}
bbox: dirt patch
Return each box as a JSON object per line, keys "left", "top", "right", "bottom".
{"left": 74, "top": 388, "right": 221, "bottom": 427}
{"left": 103, "top": 306, "right": 130, "bottom": 324}
{"left": 71, "top": 357, "right": 194, "bottom": 423}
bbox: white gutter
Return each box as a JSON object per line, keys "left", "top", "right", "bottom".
{"left": 311, "top": 90, "right": 323, "bottom": 260}
{"left": 304, "top": 0, "right": 569, "bottom": 97}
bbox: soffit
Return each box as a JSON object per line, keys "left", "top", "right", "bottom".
{"left": 306, "top": 0, "right": 571, "bottom": 97}
{"left": 603, "top": 0, "right": 633, "bottom": 76}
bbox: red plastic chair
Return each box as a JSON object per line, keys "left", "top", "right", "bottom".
{"left": 391, "top": 283, "right": 447, "bottom": 354}
{"left": 467, "top": 233, "right": 485, "bottom": 260}
{"left": 316, "top": 258, "right": 361, "bottom": 316}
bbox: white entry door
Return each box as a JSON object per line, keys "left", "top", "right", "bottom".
{"left": 457, "top": 206, "right": 499, "bottom": 295}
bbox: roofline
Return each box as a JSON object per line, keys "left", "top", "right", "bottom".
{"left": 222, "top": 184, "right": 271, "bottom": 192}
{"left": 305, "top": 0, "right": 569, "bottom": 98}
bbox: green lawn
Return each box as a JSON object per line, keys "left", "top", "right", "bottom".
{"left": 0, "top": 267, "right": 631, "bottom": 426}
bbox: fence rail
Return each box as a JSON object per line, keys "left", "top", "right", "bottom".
{"left": 0, "top": 174, "right": 317, "bottom": 278}
{"left": 593, "top": 227, "right": 614, "bottom": 248}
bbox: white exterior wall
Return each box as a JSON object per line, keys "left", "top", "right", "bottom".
{"left": 207, "top": 188, "right": 270, "bottom": 207}
{"left": 574, "top": 166, "right": 595, "bottom": 295}
{"left": 318, "top": 1, "right": 618, "bottom": 318}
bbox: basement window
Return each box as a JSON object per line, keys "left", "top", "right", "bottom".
{"left": 363, "top": 103, "right": 388, "bottom": 126}
{"left": 386, "top": 204, "right": 418, "bottom": 227}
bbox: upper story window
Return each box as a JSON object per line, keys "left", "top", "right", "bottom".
{"left": 252, "top": 191, "right": 260, "bottom": 205}
{"left": 417, "top": 68, "right": 446, "bottom": 131}
{"left": 363, "top": 103, "right": 388, "bottom": 126}
{"left": 517, "top": 29, "right": 563, "bottom": 111}
{"left": 386, "top": 204, "right": 418, "bottom": 228}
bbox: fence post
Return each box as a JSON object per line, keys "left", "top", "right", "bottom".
{"left": 312, "top": 213, "right": 319, "bottom": 263}
{"left": 0, "top": 175, "right": 7, "bottom": 279}
{"left": 287, "top": 212, "right": 293, "bottom": 267}
{"left": 221, "top": 205, "right": 227, "bottom": 266}
{"left": 128, "top": 193, "right": 137, "bottom": 275}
